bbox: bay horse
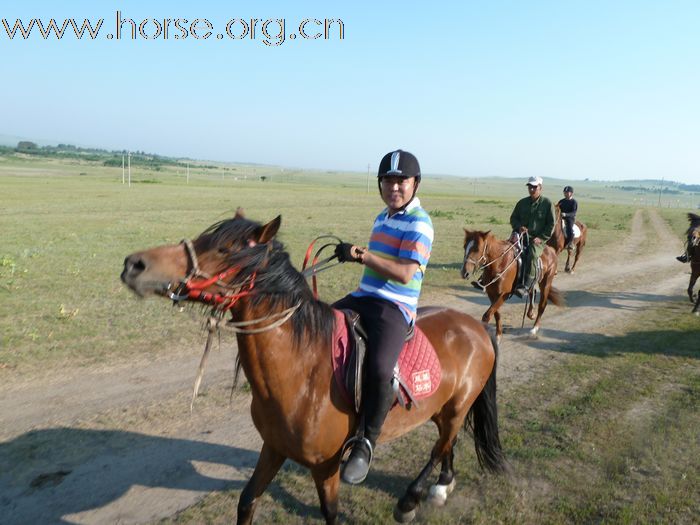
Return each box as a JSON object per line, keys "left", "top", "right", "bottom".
{"left": 547, "top": 205, "right": 588, "bottom": 274}
{"left": 120, "top": 210, "right": 505, "bottom": 524}
{"left": 461, "top": 229, "right": 563, "bottom": 341}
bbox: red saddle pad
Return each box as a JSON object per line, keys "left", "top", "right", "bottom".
{"left": 331, "top": 309, "right": 441, "bottom": 408}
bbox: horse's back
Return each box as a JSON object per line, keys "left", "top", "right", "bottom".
{"left": 416, "top": 306, "right": 495, "bottom": 369}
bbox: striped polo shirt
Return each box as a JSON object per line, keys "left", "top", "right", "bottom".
{"left": 352, "top": 197, "right": 434, "bottom": 323}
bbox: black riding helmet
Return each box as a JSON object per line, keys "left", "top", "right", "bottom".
{"left": 376, "top": 149, "right": 421, "bottom": 202}
{"left": 563, "top": 185, "right": 574, "bottom": 193}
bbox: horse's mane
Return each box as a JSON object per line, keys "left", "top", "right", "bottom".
{"left": 198, "top": 217, "right": 336, "bottom": 346}
{"left": 688, "top": 213, "right": 700, "bottom": 234}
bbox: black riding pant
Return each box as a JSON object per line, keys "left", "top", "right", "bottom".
{"left": 563, "top": 216, "right": 575, "bottom": 244}
{"left": 332, "top": 294, "right": 409, "bottom": 384}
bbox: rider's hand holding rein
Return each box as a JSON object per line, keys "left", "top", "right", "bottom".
{"left": 336, "top": 242, "right": 418, "bottom": 285}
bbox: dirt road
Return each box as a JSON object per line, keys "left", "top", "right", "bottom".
{"left": 0, "top": 208, "right": 690, "bottom": 524}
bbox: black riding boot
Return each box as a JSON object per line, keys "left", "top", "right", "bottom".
{"left": 341, "top": 381, "right": 395, "bottom": 485}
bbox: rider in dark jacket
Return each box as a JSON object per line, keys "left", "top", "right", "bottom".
{"left": 557, "top": 186, "right": 578, "bottom": 249}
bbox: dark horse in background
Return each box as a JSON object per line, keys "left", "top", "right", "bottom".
{"left": 683, "top": 213, "right": 700, "bottom": 315}
{"left": 121, "top": 210, "right": 505, "bottom": 524}
{"left": 547, "top": 205, "right": 588, "bottom": 274}
{"left": 461, "top": 229, "right": 563, "bottom": 342}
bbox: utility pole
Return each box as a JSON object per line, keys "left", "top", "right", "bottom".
{"left": 127, "top": 151, "right": 131, "bottom": 188}
{"left": 657, "top": 177, "right": 664, "bottom": 207}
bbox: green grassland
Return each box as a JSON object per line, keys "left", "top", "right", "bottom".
{"left": 0, "top": 152, "right": 697, "bottom": 371}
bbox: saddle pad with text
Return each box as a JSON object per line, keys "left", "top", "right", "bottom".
{"left": 331, "top": 309, "right": 441, "bottom": 407}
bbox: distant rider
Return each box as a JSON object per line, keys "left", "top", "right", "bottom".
{"left": 557, "top": 186, "right": 578, "bottom": 249}
{"left": 676, "top": 213, "right": 700, "bottom": 263}
{"left": 510, "top": 176, "right": 555, "bottom": 298}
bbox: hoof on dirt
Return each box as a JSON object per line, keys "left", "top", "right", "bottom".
{"left": 527, "top": 311, "right": 535, "bottom": 320}
{"left": 496, "top": 334, "right": 502, "bottom": 345}
{"left": 393, "top": 506, "right": 416, "bottom": 523}
{"left": 570, "top": 269, "right": 575, "bottom": 274}
{"left": 529, "top": 326, "right": 539, "bottom": 337}
{"left": 427, "top": 479, "right": 456, "bottom": 507}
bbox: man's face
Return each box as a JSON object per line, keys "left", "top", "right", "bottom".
{"left": 564, "top": 190, "right": 573, "bottom": 199}
{"left": 527, "top": 184, "right": 542, "bottom": 200}
{"left": 380, "top": 175, "right": 416, "bottom": 214}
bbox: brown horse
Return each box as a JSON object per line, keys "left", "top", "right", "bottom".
{"left": 461, "top": 230, "right": 563, "bottom": 341}
{"left": 121, "top": 211, "right": 505, "bottom": 524}
{"left": 547, "top": 205, "right": 588, "bottom": 274}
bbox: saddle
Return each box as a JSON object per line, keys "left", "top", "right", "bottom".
{"left": 560, "top": 219, "right": 581, "bottom": 239}
{"left": 331, "top": 309, "right": 441, "bottom": 413}
{"left": 513, "top": 239, "right": 542, "bottom": 294}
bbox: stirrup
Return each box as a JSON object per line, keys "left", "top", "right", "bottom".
{"left": 340, "top": 436, "right": 374, "bottom": 463}
{"left": 676, "top": 254, "right": 688, "bottom": 263}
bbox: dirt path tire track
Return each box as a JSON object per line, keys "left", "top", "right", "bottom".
{"left": 0, "top": 208, "right": 690, "bottom": 524}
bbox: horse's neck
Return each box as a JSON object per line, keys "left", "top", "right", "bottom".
{"left": 486, "top": 238, "right": 516, "bottom": 272}
{"left": 231, "top": 299, "right": 330, "bottom": 400}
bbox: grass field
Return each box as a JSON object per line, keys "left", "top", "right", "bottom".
{"left": 2, "top": 154, "right": 695, "bottom": 371}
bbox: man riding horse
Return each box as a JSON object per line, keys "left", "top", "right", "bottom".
{"left": 510, "top": 176, "right": 556, "bottom": 298}
{"left": 333, "top": 149, "right": 434, "bottom": 485}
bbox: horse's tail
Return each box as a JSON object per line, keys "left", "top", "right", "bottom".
{"left": 547, "top": 286, "right": 565, "bottom": 307}
{"left": 465, "top": 329, "right": 507, "bottom": 473}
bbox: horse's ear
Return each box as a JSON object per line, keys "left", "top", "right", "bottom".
{"left": 254, "top": 215, "right": 281, "bottom": 244}
{"left": 485, "top": 230, "right": 491, "bottom": 236}
{"left": 234, "top": 208, "right": 245, "bottom": 219}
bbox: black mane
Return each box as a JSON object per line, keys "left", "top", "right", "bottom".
{"left": 197, "top": 217, "right": 336, "bottom": 346}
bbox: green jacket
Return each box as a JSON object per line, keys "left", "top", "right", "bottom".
{"left": 510, "top": 195, "right": 555, "bottom": 242}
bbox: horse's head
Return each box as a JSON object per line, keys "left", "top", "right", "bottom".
{"left": 461, "top": 229, "right": 490, "bottom": 280}
{"left": 691, "top": 227, "right": 700, "bottom": 248}
{"left": 121, "top": 209, "right": 282, "bottom": 306}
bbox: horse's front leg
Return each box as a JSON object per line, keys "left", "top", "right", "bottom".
{"left": 571, "top": 242, "right": 582, "bottom": 273}
{"left": 565, "top": 248, "right": 573, "bottom": 273}
{"left": 310, "top": 463, "right": 341, "bottom": 524}
{"left": 482, "top": 291, "right": 507, "bottom": 343}
{"left": 237, "top": 443, "right": 286, "bottom": 525}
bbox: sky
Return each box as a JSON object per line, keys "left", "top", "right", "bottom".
{"left": 1, "top": 1, "right": 699, "bottom": 184}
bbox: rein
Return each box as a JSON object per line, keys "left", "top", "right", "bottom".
{"left": 300, "top": 235, "right": 343, "bottom": 299}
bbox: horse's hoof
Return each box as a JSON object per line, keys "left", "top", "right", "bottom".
{"left": 527, "top": 311, "right": 535, "bottom": 320}
{"left": 496, "top": 334, "right": 502, "bottom": 345}
{"left": 529, "top": 327, "right": 539, "bottom": 337}
{"left": 427, "top": 479, "right": 456, "bottom": 507}
{"left": 570, "top": 270, "right": 575, "bottom": 274}
{"left": 393, "top": 506, "right": 416, "bottom": 523}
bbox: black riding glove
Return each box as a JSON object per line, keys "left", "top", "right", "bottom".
{"left": 335, "top": 242, "right": 359, "bottom": 263}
